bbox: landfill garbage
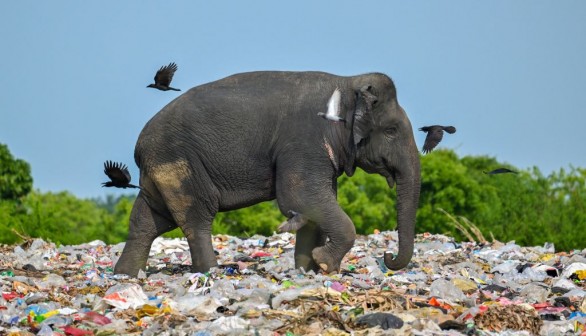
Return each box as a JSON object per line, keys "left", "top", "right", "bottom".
{"left": 354, "top": 312, "right": 404, "bottom": 330}
{"left": 1, "top": 231, "right": 586, "bottom": 335}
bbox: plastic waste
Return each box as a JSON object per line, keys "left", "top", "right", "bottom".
{"left": 81, "top": 311, "right": 111, "bottom": 325}
{"left": 429, "top": 278, "right": 466, "bottom": 303}
{"left": 34, "top": 274, "right": 66, "bottom": 290}
{"left": 491, "top": 260, "right": 520, "bottom": 274}
{"left": 172, "top": 293, "right": 222, "bottom": 321}
{"left": 519, "top": 283, "right": 550, "bottom": 303}
{"left": 2, "top": 232, "right": 586, "bottom": 335}
{"left": 40, "top": 315, "right": 73, "bottom": 327}
{"left": 271, "top": 287, "right": 305, "bottom": 309}
{"left": 562, "top": 262, "right": 586, "bottom": 278}
{"left": 208, "top": 316, "right": 250, "bottom": 335}
{"left": 355, "top": 312, "right": 404, "bottom": 330}
{"left": 98, "top": 283, "right": 149, "bottom": 309}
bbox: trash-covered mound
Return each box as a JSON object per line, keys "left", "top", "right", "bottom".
{"left": 1, "top": 231, "right": 586, "bottom": 335}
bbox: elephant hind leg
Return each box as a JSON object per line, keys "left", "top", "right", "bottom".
{"left": 149, "top": 158, "right": 220, "bottom": 273}
{"left": 114, "top": 191, "right": 177, "bottom": 277}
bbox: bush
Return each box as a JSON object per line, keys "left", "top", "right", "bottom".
{"left": 0, "top": 144, "right": 33, "bottom": 200}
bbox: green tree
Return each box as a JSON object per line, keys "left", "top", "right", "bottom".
{"left": 338, "top": 169, "right": 396, "bottom": 234}
{"left": 92, "top": 195, "right": 135, "bottom": 243}
{"left": 212, "top": 201, "right": 283, "bottom": 237}
{"left": 0, "top": 144, "right": 33, "bottom": 200}
{"left": 19, "top": 191, "right": 107, "bottom": 245}
{"left": 416, "top": 150, "right": 500, "bottom": 239}
{"left": 160, "top": 201, "right": 283, "bottom": 239}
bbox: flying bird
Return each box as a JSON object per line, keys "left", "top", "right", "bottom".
{"left": 317, "top": 88, "right": 346, "bottom": 122}
{"left": 102, "top": 161, "right": 140, "bottom": 189}
{"left": 483, "top": 168, "right": 518, "bottom": 175}
{"left": 419, "top": 125, "right": 456, "bottom": 154}
{"left": 147, "top": 62, "right": 181, "bottom": 91}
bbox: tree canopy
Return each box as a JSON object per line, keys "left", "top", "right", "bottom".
{"left": 0, "top": 143, "right": 33, "bottom": 200}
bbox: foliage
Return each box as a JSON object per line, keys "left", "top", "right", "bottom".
{"left": 93, "top": 194, "right": 135, "bottom": 244}
{"left": 0, "top": 191, "right": 133, "bottom": 245}
{"left": 338, "top": 169, "right": 396, "bottom": 234}
{"left": 0, "top": 143, "right": 33, "bottom": 200}
{"left": 162, "top": 201, "right": 283, "bottom": 239}
{"left": 420, "top": 151, "right": 586, "bottom": 251}
{"left": 213, "top": 201, "right": 283, "bottom": 237}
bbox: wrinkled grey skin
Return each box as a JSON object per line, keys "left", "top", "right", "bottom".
{"left": 114, "top": 71, "right": 420, "bottom": 277}
{"left": 278, "top": 211, "right": 309, "bottom": 233}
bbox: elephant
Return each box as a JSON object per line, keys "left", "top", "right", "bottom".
{"left": 113, "top": 71, "right": 421, "bottom": 277}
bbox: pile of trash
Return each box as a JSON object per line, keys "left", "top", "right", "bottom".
{"left": 2, "top": 230, "right": 586, "bottom": 335}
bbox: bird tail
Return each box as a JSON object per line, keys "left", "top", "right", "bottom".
{"left": 170, "top": 87, "right": 181, "bottom": 91}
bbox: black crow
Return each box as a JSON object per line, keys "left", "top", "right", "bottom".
{"left": 419, "top": 125, "right": 456, "bottom": 154}
{"left": 102, "top": 161, "right": 140, "bottom": 189}
{"left": 147, "top": 62, "right": 181, "bottom": 91}
{"left": 484, "top": 168, "right": 518, "bottom": 175}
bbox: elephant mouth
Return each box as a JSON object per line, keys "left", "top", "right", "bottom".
{"left": 386, "top": 174, "right": 396, "bottom": 189}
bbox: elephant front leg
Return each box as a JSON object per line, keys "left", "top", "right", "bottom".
{"left": 276, "top": 169, "right": 356, "bottom": 274}
{"left": 293, "top": 221, "right": 326, "bottom": 272}
{"left": 309, "top": 208, "right": 356, "bottom": 273}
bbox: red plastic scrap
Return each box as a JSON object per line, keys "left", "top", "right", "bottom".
{"left": 81, "top": 311, "right": 112, "bottom": 325}
{"left": 462, "top": 304, "right": 488, "bottom": 321}
{"left": 2, "top": 292, "right": 20, "bottom": 301}
{"left": 63, "top": 325, "right": 94, "bottom": 336}
{"left": 532, "top": 302, "right": 550, "bottom": 309}
{"left": 102, "top": 292, "right": 128, "bottom": 304}
{"left": 428, "top": 297, "right": 453, "bottom": 311}
{"left": 532, "top": 303, "right": 566, "bottom": 314}
{"left": 250, "top": 251, "right": 271, "bottom": 258}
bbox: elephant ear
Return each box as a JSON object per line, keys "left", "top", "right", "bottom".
{"left": 353, "top": 85, "right": 378, "bottom": 146}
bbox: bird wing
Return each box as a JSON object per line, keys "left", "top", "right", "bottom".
{"left": 326, "top": 88, "right": 342, "bottom": 117}
{"left": 154, "top": 62, "right": 178, "bottom": 87}
{"left": 422, "top": 128, "right": 444, "bottom": 153}
{"left": 486, "top": 168, "right": 517, "bottom": 174}
{"left": 443, "top": 126, "right": 457, "bottom": 134}
{"left": 104, "top": 161, "right": 132, "bottom": 184}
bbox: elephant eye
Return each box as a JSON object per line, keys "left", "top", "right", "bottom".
{"left": 385, "top": 127, "right": 398, "bottom": 137}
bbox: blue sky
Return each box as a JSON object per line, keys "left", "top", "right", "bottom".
{"left": 2, "top": 1, "right": 585, "bottom": 199}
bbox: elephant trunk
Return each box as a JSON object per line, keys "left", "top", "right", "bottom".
{"left": 384, "top": 151, "right": 421, "bottom": 270}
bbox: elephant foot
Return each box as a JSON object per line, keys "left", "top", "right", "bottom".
{"left": 311, "top": 246, "right": 341, "bottom": 274}
{"left": 113, "top": 263, "right": 142, "bottom": 278}
{"left": 191, "top": 261, "right": 218, "bottom": 274}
